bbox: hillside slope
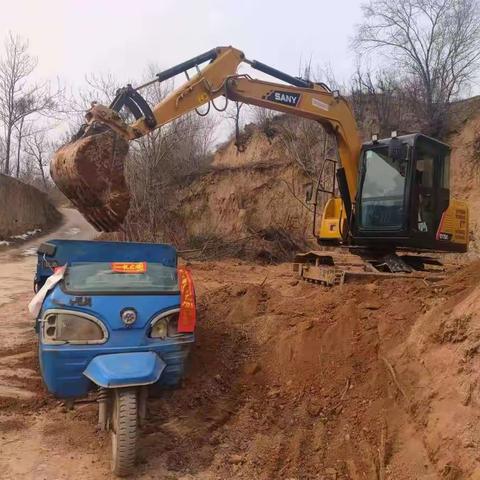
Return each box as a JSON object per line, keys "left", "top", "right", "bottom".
{"left": 123, "top": 120, "right": 324, "bottom": 260}
{"left": 449, "top": 96, "right": 480, "bottom": 253}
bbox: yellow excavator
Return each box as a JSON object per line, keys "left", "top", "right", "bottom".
{"left": 51, "top": 46, "right": 469, "bottom": 283}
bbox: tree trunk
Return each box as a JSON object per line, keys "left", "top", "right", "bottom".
{"left": 38, "top": 153, "right": 47, "bottom": 190}
{"left": 15, "top": 117, "right": 25, "bottom": 178}
{"left": 4, "top": 124, "right": 12, "bottom": 174}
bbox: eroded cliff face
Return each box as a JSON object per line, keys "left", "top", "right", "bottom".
{"left": 449, "top": 96, "right": 480, "bottom": 254}
{"left": 147, "top": 126, "right": 318, "bottom": 260}
{"left": 175, "top": 161, "right": 310, "bottom": 244}
{"left": 0, "top": 174, "right": 60, "bottom": 240}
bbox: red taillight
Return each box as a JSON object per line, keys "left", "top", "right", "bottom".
{"left": 178, "top": 267, "right": 196, "bottom": 333}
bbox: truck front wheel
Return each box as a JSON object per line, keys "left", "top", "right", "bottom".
{"left": 111, "top": 388, "right": 138, "bottom": 476}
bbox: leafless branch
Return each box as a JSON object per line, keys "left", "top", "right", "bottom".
{"left": 0, "top": 32, "right": 62, "bottom": 175}
{"left": 354, "top": 0, "right": 480, "bottom": 135}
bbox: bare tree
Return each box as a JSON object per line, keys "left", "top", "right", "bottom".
{"left": 23, "top": 131, "right": 50, "bottom": 189}
{"left": 223, "top": 101, "right": 248, "bottom": 151}
{"left": 354, "top": 0, "right": 480, "bottom": 135}
{"left": 13, "top": 97, "right": 36, "bottom": 178}
{"left": 0, "top": 32, "right": 59, "bottom": 175}
{"left": 14, "top": 116, "right": 26, "bottom": 177}
{"left": 350, "top": 65, "right": 411, "bottom": 137}
{"left": 0, "top": 135, "right": 4, "bottom": 173}
{"left": 252, "top": 107, "right": 278, "bottom": 140}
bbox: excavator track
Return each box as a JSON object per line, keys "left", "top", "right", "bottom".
{"left": 50, "top": 130, "right": 130, "bottom": 232}
{"left": 293, "top": 249, "right": 446, "bottom": 286}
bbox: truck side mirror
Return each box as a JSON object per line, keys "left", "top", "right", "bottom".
{"left": 305, "top": 183, "right": 314, "bottom": 203}
{"left": 37, "top": 242, "right": 56, "bottom": 256}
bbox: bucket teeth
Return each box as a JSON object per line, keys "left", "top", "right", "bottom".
{"left": 50, "top": 129, "right": 130, "bottom": 232}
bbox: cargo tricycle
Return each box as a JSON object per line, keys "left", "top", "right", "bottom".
{"left": 30, "top": 239, "right": 196, "bottom": 476}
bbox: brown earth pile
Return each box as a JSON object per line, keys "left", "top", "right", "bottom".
{"left": 120, "top": 118, "right": 327, "bottom": 260}
{"left": 140, "top": 259, "right": 479, "bottom": 480}
{"left": 2, "top": 259, "right": 480, "bottom": 479}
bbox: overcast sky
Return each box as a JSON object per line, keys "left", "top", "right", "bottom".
{"left": 1, "top": 0, "right": 364, "bottom": 88}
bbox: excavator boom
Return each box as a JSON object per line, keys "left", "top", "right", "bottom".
{"left": 51, "top": 46, "right": 360, "bottom": 231}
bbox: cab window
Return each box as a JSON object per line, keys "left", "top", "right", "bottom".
{"left": 358, "top": 147, "right": 408, "bottom": 230}
{"left": 416, "top": 156, "right": 434, "bottom": 188}
{"left": 63, "top": 262, "right": 179, "bottom": 294}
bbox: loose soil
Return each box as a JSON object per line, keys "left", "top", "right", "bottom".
{"left": 1, "top": 212, "right": 480, "bottom": 479}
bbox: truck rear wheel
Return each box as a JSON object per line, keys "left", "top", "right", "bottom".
{"left": 111, "top": 388, "right": 138, "bottom": 476}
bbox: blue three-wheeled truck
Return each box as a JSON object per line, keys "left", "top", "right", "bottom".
{"left": 31, "top": 239, "right": 196, "bottom": 476}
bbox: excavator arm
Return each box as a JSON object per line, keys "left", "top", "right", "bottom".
{"left": 51, "top": 46, "right": 361, "bottom": 231}
{"left": 225, "top": 77, "right": 360, "bottom": 199}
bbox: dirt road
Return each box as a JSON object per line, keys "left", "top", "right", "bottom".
{"left": 0, "top": 209, "right": 98, "bottom": 478}
{"left": 0, "top": 207, "right": 96, "bottom": 308}
{"left": 1, "top": 211, "right": 480, "bottom": 479}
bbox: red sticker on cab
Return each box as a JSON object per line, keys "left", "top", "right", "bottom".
{"left": 111, "top": 262, "right": 147, "bottom": 273}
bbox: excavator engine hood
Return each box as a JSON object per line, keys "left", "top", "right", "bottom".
{"left": 50, "top": 130, "right": 130, "bottom": 232}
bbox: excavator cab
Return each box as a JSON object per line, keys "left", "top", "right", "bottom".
{"left": 352, "top": 133, "right": 468, "bottom": 252}
{"left": 297, "top": 133, "right": 468, "bottom": 285}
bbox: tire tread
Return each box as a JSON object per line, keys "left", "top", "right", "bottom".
{"left": 112, "top": 388, "right": 137, "bottom": 476}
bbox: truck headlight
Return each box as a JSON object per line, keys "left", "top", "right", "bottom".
{"left": 43, "top": 310, "right": 107, "bottom": 344}
{"left": 150, "top": 318, "right": 168, "bottom": 338}
{"left": 150, "top": 309, "right": 181, "bottom": 338}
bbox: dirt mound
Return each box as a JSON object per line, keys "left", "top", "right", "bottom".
{"left": 124, "top": 259, "right": 480, "bottom": 479}
{"left": 2, "top": 256, "right": 480, "bottom": 478}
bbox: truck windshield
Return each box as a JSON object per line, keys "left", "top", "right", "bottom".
{"left": 359, "top": 147, "right": 407, "bottom": 230}
{"left": 63, "top": 262, "right": 178, "bottom": 294}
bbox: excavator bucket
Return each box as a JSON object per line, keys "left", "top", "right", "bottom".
{"left": 50, "top": 130, "right": 131, "bottom": 232}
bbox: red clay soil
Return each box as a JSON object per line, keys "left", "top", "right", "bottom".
{"left": 2, "top": 258, "right": 480, "bottom": 479}
{"left": 140, "top": 259, "right": 480, "bottom": 479}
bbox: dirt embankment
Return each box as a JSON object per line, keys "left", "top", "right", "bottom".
{"left": 0, "top": 174, "right": 60, "bottom": 241}
{"left": 127, "top": 123, "right": 326, "bottom": 261}
{"left": 173, "top": 260, "right": 480, "bottom": 479}
{"left": 449, "top": 96, "right": 480, "bottom": 254}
